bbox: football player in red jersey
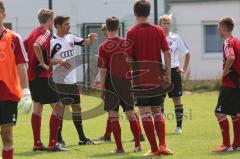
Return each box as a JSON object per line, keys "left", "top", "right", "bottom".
{"left": 126, "top": 0, "right": 173, "bottom": 156}
{"left": 97, "top": 16, "right": 142, "bottom": 154}
{"left": 212, "top": 17, "right": 240, "bottom": 152}
{"left": 94, "top": 24, "right": 145, "bottom": 143}
{"left": 24, "top": 9, "right": 68, "bottom": 152}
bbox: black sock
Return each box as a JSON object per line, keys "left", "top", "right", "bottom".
{"left": 57, "top": 118, "right": 63, "bottom": 142}
{"left": 175, "top": 105, "right": 183, "bottom": 128}
{"left": 160, "top": 97, "right": 165, "bottom": 114}
{"left": 72, "top": 112, "right": 87, "bottom": 141}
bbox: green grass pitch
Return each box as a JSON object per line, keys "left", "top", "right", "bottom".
{"left": 2, "top": 92, "right": 240, "bottom": 159}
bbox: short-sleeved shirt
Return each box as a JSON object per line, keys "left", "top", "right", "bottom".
{"left": 24, "top": 26, "right": 52, "bottom": 81}
{"left": 161, "top": 32, "right": 190, "bottom": 68}
{"left": 0, "top": 29, "right": 28, "bottom": 101}
{"left": 222, "top": 36, "right": 240, "bottom": 88}
{"left": 126, "top": 23, "right": 170, "bottom": 88}
{"left": 97, "top": 37, "right": 131, "bottom": 79}
{"left": 51, "top": 33, "right": 84, "bottom": 84}
{"left": 126, "top": 23, "right": 169, "bottom": 61}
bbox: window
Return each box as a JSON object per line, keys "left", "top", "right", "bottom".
{"left": 81, "top": 23, "right": 125, "bottom": 55}
{"left": 79, "top": 23, "right": 125, "bottom": 88}
{"left": 204, "top": 24, "right": 223, "bottom": 53}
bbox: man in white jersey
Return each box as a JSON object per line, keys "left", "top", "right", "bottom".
{"left": 50, "top": 15, "right": 97, "bottom": 146}
{"left": 159, "top": 14, "right": 190, "bottom": 134}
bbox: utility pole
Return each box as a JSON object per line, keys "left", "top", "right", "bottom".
{"left": 49, "top": 0, "right": 52, "bottom": 10}
{"left": 49, "top": 0, "right": 53, "bottom": 33}
{"left": 154, "top": 0, "right": 158, "bottom": 25}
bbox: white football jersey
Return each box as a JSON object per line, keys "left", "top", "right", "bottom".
{"left": 161, "top": 32, "right": 190, "bottom": 68}
{"left": 51, "top": 33, "right": 84, "bottom": 84}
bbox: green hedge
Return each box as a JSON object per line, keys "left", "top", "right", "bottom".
{"left": 183, "top": 80, "right": 221, "bottom": 92}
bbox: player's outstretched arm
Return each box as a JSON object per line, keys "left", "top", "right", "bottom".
{"left": 82, "top": 33, "right": 97, "bottom": 46}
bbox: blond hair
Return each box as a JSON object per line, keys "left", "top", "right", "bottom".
{"left": 100, "top": 24, "right": 107, "bottom": 32}
{"left": 159, "top": 14, "right": 173, "bottom": 25}
{"left": 37, "top": 8, "right": 54, "bottom": 24}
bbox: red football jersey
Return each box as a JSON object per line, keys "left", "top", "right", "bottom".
{"left": 222, "top": 36, "right": 240, "bottom": 88}
{"left": 97, "top": 37, "right": 131, "bottom": 79}
{"left": 126, "top": 22, "right": 170, "bottom": 88}
{"left": 24, "top": 26, "right": 52, "bottom": 81}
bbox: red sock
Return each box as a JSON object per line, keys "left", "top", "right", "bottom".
{"left": 232, "top": 116, "right": 240, "bottom": 147}
{"left": 135, "top": 112, "right": 143, "bottom": 135}
{"left": 31, "top": 113, "right": 42, "bottom": 147}
{"left": 129, "top": 114, "right": 141, "bottom": 148}
{"left": 154, "top": 113, "right": 166, "bottom": 146}
{"left": 104, "top": 117, "right": 112, "bottom": 138}
{"left": 48, "top": 113, "right": 62, "bottom": 148}
{"left": 141, "top": 112, "right": 158, "bottom": 152}
{"left": 2, "top": 147, "right": 13, "bottom": 159}
{"left": 218, "top": 119, "right": 230, "bottom": 146}
{"left": 110, "top": 117, "right": 123, "bottom": 150}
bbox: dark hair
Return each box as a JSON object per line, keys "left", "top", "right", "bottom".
{"left": 38, "top": 9, "right": 54, "bottom": 24}
{"left": 0, "top": 1, "right": 5, "bottom": 13}
{"left": 106, "top": 16, "right": 119, "bottom": 32}
{"left": 219, "top": 17, "right": 234, "bottom": 32}
{"left": 134, "top": 0, "right": 151, "bottom": 18}
{"left": 54, "top": 15, "right": 70, "bottom": 28}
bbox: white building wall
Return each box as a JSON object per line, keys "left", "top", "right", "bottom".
{"left": 4, "top": 0, "right": 48, "bottom": 38}
{"left": 168, "top": 1, "right": 240, "bottom": 80}
{"left": 4, "top": 0, "right": 165, "bottom": 38}
{"left": 5, "top": 0, "right": 240, "bottom": 80}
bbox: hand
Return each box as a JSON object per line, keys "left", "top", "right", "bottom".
{"left": 60, "top": 60, "right": 72, "bottom": 70}
{"left": 39, "top": 63, "right": 50, "bottom": 70}
{"left": 18, "top": 88, "right": 32, "bottom": 114}
{"left": 176, "top": 67, "right": 184, "bottom": 73}
{"left": 222, "top": 70, "right": 231, "bottom": 78}
{"left": 162, "top": 73, "right": 172, "bottom": 90}
{"left": 222, "top": 70, "right": 232, "bottom": 81}
{"left": 92, "top": 82, "right": 102, "bottom": 89}
{"left": 88, "top": 33, "right": 97, "bottom": 41}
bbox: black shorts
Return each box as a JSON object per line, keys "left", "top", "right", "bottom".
{"left": 215, "top": 87, "right": 240, "bottom": 116}
{"left": 56, "top": 83, "right": 80, "bottom": 105}
{"left": 161, "top": 67, "right": 182, "bottom": 98}
{"left": 29, "top": 78, "right": 60, "bottom": 104}
{"left": 104, "top": 76, "right": 134, "bottom": 112}
{"left": 0, "top": 101, "right": 18, "bottom": 126}
{"left": 168, "top": 67, "right": 182, "bottom": 98}
{"left": 135, "top": 95, "right": 165, "bottom": 107}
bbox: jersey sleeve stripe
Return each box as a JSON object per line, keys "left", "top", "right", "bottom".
{"left": 38, "top": 30, "right": 51, "bottom": 46}
{"left": 14, "top": 32, "right": 29, "bottom": 62}
{"left": 224, "top": 39, "right": 230, "bottom": 57}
